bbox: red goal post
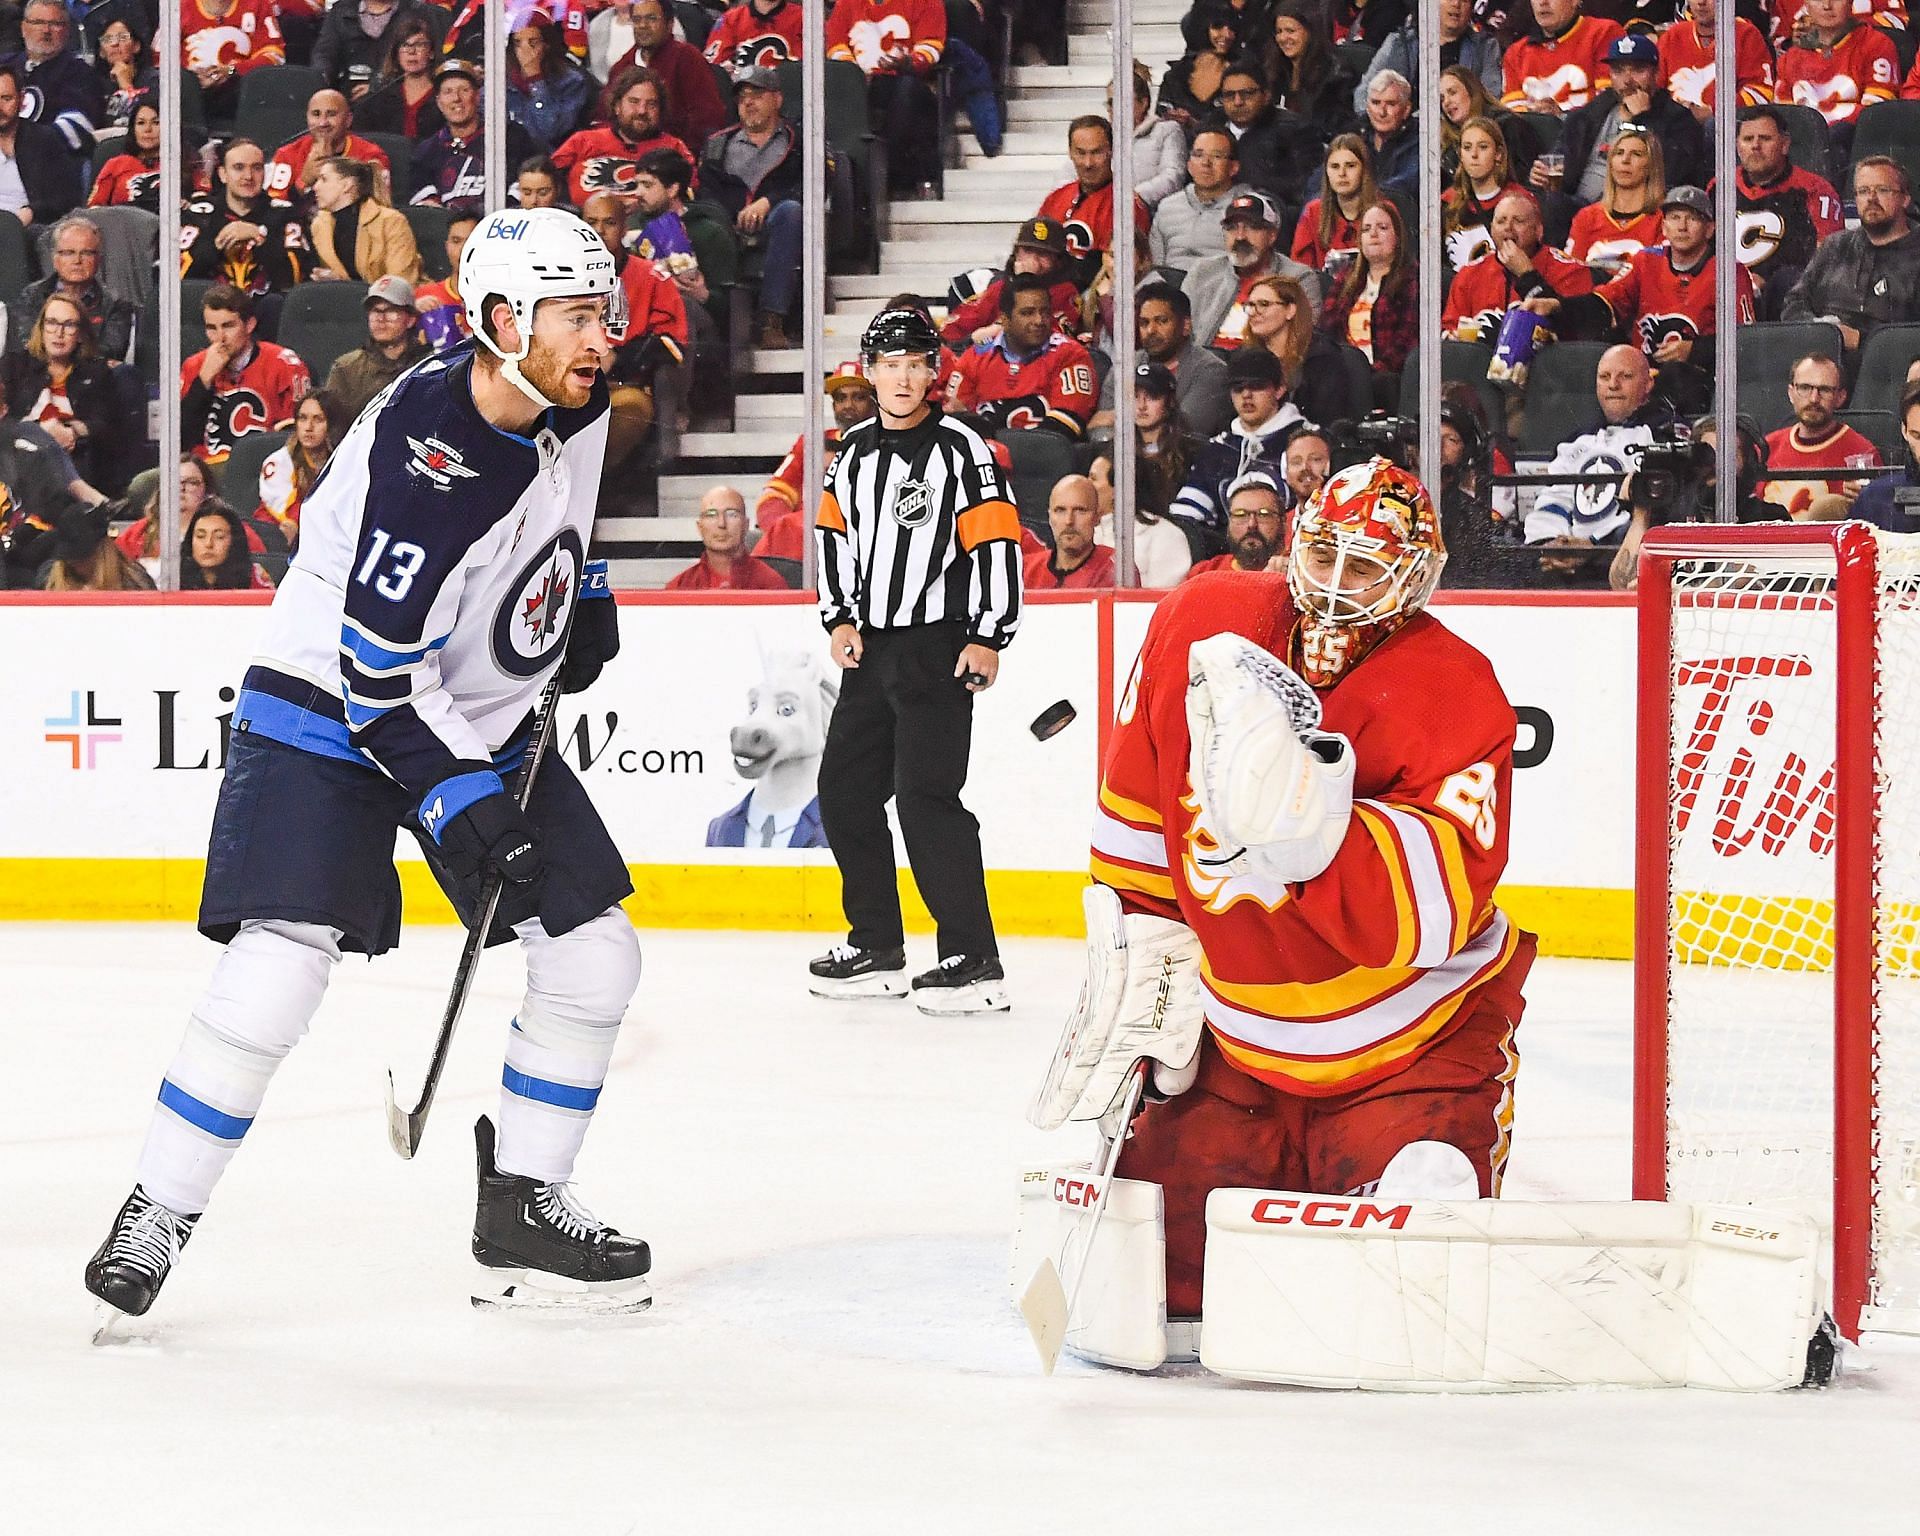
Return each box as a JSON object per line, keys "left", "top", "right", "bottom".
{"left": 1634, "top": 521, "right": 1920, "bottom": 1341}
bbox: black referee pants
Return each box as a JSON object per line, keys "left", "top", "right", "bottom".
{"left": 819, "top": 621, "right": 996, "bottom": 960}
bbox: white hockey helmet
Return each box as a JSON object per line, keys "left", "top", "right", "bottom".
{"left": 458, "top": 207, "right": 623, "bottom": 407}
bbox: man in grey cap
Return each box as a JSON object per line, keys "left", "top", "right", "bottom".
{"left": 700, "top": 65, "right": 802, "bottom": 348}
{"left": 1181, "top": 190, "right": 1322, "bottom": 354}
{"left": 322, "top": 276, "right": 430, "bottom": 423}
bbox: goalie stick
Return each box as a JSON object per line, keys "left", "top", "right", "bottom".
{"left": 1020, "top": 1059, "right": 1150, "bottom": 1375}
{"left": 385, "top": 672, "right": 566, "bottom": 1159}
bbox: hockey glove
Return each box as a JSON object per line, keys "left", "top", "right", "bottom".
{"left": 560, "top": 559, "right": 619, "bottom": 694}
{"left": 438, "top": 793, "right": 546, "bottom": 891}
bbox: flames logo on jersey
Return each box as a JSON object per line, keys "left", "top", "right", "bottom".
{"left": 1635, "top": 311, "right": 1700, "bottom": 357}
{"left": 579, "top": 156, "right": 644, "bottom": 197}
{"left": 200, "top": 390, "right": 272, "bottom": 464}
{"left": 1061, "top": 219, "right": 1097, "bottom": 261}
{"left": 976, "top": 396, "right": 1048, "bottom": 434}
{"left": 1446, "top": 224, "right": 1494, "bottom": 271}
{"left": 493, "top": 527, "right": 585, "bottom": 678}
{"left": 728, "top": 35, "right": 796, "bottom": 70}
{"left": 1179, "top": 785, "right": 1293, "bottom": 915}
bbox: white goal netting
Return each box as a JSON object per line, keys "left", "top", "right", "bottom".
{"left": 1651, "top": 527, "right": 1920, "bottom": 1335}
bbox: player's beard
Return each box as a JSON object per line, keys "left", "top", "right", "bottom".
{"left": 520, "top": 341, "right": 598, "bottom": 409}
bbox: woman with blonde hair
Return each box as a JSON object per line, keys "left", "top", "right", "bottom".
{"left": 1438, "top": 63, "right": 1532, "bottom": 185}
{"left": 40, "top": 504, "right": 153, "bottom": 591}
{"left": 1567, "top": 126, "right": 1666, "bottom": 272}
{"left": 1244, "top": 273, "right": 1367, "bottom": 426}
{"left": 1443, "top": 116, "right": 1528, "bottom": 270}
{"left": 1291, "top": 134, "right": 1377, "bottom": 272}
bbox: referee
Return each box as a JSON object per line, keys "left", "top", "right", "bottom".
{"left": 807, "top": 308, "right": 1024, "bottom": 1015}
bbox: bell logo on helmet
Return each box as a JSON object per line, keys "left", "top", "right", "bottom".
{"left": 486, "top": 215, "right": 531, "bottom": 241}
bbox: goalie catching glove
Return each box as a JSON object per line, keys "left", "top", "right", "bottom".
{"left": 1029, "top": 884, "right": 1207, "bottom": 1131}
{"left": 1185, "top": 631, "right": 1354, "bottom": 885}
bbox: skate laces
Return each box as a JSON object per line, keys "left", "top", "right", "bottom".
{"left": 935, "top": 954, "right": 971, "bottom": 971}
{"left": 535, "top": 1183, "right": 609, "bottom": 1244}
{"left": 823, "top": 943, "right": 861, "bottom": 964}
{"left": 111, "top": 1192, "right": 193, "bottom": 1277}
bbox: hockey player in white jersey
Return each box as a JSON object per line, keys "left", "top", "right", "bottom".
{"left": 86, "top": 208, "right": 652, "bottom": 1322}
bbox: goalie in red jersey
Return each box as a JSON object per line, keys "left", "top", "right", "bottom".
{"left": 1031, "top": 459, "right": 1535, "bottom": 1326}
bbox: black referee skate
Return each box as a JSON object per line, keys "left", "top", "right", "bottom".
{"left": 807, "top": 942, "right": 908, "bottom": 999}
{"left": 470, "top": 1116, "right": 652, "bottom": 1314}
{"left": 85, "top": 1185, "right": 199, "bottom": 1323}
{"left": 911, "top": 953, "right": 1010, "bottom": 1015}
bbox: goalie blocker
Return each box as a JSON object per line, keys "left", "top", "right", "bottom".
{"left": 1010, "top": 1173, "right": 1835, "bottom": 1391}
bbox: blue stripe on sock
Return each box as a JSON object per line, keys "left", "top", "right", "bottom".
{"left": 157, "top": 1079, "right": 254, "bottom": 1141}
{"left": 501, "top": 1065, "right": 601, "bottom": 1112}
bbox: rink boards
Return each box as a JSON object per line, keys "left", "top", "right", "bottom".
{"left": 0, "top": 590, "right": 1639, "bottom": 957}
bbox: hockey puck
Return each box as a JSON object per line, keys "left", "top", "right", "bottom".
{"left": 1031, "top": 700, "right": 1077, "bottom": 741}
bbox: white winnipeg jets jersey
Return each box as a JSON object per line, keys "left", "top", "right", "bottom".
{"left": 235, "top": 344, "right": 609, "bottom": 822}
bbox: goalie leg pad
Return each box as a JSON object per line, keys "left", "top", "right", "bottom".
{"left": 1011, "top": 1164, "right": 1168, "bottom": 1371}
{"left": 1028, "top": 884, "right": 1207, "bottom": 1131}
{"left": 1199, "top": 1191, "right": 1827, "bottom": 1392}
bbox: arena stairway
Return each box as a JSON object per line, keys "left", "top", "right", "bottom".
{"left": 599, "top": 4, "right": 1181, "bottom": 587}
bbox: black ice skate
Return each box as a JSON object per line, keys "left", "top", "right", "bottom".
{"left": 911, "top": 954, "right": 1010, "bottom": 1015}
{"left": 85, "top": 1186, "right": 199, "bottom": 1329}
{"left": 807, "top": 942, "right": 908, "bottom": 999}
{"left": 470, "top": 1116, "right": 651, "bottom": 1314}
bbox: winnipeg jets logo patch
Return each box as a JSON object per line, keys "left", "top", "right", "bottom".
{"left": 492, "top": 527, "right": 585, "bottom": 678}
{"left": 891, "top": 477, "right": 935, "bottom": 528}
{"left": 406, "top": 435, "right": 480, "bottom": 490}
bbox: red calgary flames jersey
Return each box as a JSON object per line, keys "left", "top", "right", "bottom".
{"left": 1657, "top": 18, "right": 1774, "bottom": 110}
{"left": 1761, "top": 422, "right": 1882, "bottom": 517}
{"left": 946, "top": 332, "right": 1098, "bottom": 436}
{"left": 705, "top": 0, "right": 806, "bottom": 71}
{"left": 1778, "top": 26, "right": 1898, "bottom": 123}
{"left": 182, "top": 0, "right": 285, "bottom": 74}
{"left": 180, "top": 342, "right": 311, "bottom": 464}
{"left": 825, "top": 0, "right": 946, "bottom": 73}
{"left": 609, "top": 256, "right": 690, "bottom": 358}
{"left": 1442, "top": 245, "right": 1593, "bottom": 340}
{"left": 1593, "top": 244, "right": 1756, "bottom": 356}
{"left": 1036, "top": 179, "right": 1152, "bottom": 263}
{"left": 758, "top": 425, "right": 847, "bottom": 524}
{"left": 551, "top": 126, "right": 697, "bottom": 207}
{"left": 1567, "top": 204, "right": 1664, "bottom": 267}
{"left": 1500, "top": 16, "right": 1624, "bottom": 113}
{"left": 1092, "top": 573, "right": 1532, "bottom": 1096}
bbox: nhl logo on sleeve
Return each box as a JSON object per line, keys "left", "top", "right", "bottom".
{"left": 891, "top": 477, "right": 935, "bottom": 528}
{"left": 492, "top": 528, "right": 585, "bottom": 678}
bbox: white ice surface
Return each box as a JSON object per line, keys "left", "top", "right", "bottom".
{"left": 3, "top": 926, "right": 1917, "bottom": 1535}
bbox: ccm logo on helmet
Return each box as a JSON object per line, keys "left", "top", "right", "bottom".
{"left": 1248, "top": 1197, "right": 1412, "bottom": 1229}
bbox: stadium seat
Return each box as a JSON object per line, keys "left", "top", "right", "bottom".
{"left": 78, "top": 204, "right": 160, "bottom": 351}
{"left": 1853, "top": 322, "right": 1920, "bottom": 415}
{"left": 177, "top": 69, "right": 206, "bottom": 129}
{"left": 1334, "top": 41, "right": 1376, "bottom": 79}
{"left": 674, "top": 1, "right": 717, "bottom": 49}
{"left": 996, "top": 427, "right": 1077, "bottom": 535}
{"left": 710, "top": 63, "right": 739, "bottom": 127}
{"left": 1400, "top": 342, "right": 1503, "bottom": 444}
{"left": 1769, "top": 102, "right": 1836, "bottom": 185}
{"left": 237, "top": 66, "right": 325, "bottom": 123}
{"left": 279, "top": 283, "right": 371, "bottom": 383}
{"left": 1515, "top": 341, "right": 1609, "bottom": 456}
{"left": 1737, "top": 321, "right": 1845, "bottom": 433}
{"left": 1850, "top": 101, "right": 1920, "bottom": 193}
{"left": 243, "top": 109, "right": 309, "bottom": 165}
{"left": 221, "top": 428, "right": 289, "bottom": 519}
{"left": 405, "top": 204, "right": 454, "bottom": 280}
{"left": 0, "top": 209, "right": 33, "bottom": 319}
{"left": 1836, "top": 409, "right": 1901, "bottom": 464}
{"left": 90, "top": 131, "right": 126, "bottom": 184}
{"left": 359, "top": 132, "right": 413, "bottom": 203}
{"left": 179, "top": 278, "right": 215, "bottom": 359}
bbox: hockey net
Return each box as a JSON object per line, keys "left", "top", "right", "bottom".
{"left": 1635, "top": 522, "right": 1920, "bottom": 1339}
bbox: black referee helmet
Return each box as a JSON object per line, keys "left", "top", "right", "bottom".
{"left": 861, "top": 307, "right": 942, "bottom": 365}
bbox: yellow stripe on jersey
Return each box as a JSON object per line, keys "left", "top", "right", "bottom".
{"left": 1353, "top": 802, "right": 1419, "bottom": 970}
{"left": 1202, "top": 955, "right": 1426, "bottom": 1021}
{"left": 1098, "top": 782, "right": 1163, "bottom": 828}
{"left": 1405, "top": 806, "right": 1476, "bottom": 955}
{"left": 1090, "top": 853, "right": 1176, "bottom": 902}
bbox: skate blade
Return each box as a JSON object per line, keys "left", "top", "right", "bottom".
{"left": 808, "top": 973, "right": 908, "bottom": 1000}
{"left": 913, "top": 983, "right": 1010, "bottom": 1015}
{"left": 471, "top": 1268, "right": 653, "bottom": 1317}
{"left": 90, "top": 1300, "right": 160, "bottom": 1348}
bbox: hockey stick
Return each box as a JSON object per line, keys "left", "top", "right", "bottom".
{"left": 1019, "top": 1058, "right": 1150, "bottom": 1375}
{"left": 385, "top": 673, "right": 566, "bottom": 1159}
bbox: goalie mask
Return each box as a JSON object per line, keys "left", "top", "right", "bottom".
{"left": 1287, "top": 457, "right": 1445, "bottom": 687}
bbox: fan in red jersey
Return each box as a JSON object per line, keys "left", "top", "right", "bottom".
{"left": 1565, "top": 124, "right": 1665, "bottom": 273}
{"left": 1036, "top": 114, "right": 1152, "bottom": 283}
{"left": 945, "top": 273, "right": 1099, "bottom": 438}
{"left": 1759, "top": 352, "right": 1883, "bottom": 519}
{"left": 1061, "top": 456, "right": 1535, "bottom": 1323}
{"left": 1777, "top": 0, "right": 1898, "bottom": 135}
{"left": 1657, "top": 0, "right": 1775, "bottom": 119}
{"left": 1499, "top": 0, "right": 1623, "bottom": 114}
{"left": 180, "top": 284, "right": 311, "bottom": 465}
{"left": 182, "top": 0, "right": 284, "bottom": 119}
{"left": 1722, "top": 103, "right": 1844, "bottom": 317}
{"left": 754, "top": 361, "right": 878, "bottom": 561}
{"left": 704, "top": 0, "right": 806, "bottom": 75}
{"left": 1443, "top": 191, "right": 1592, "bottom": 342}
{"left": 551, "top": 65, "right": 695, "bottom": 208}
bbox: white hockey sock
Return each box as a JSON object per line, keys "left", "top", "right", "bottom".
{"left": 495, "top": 909, "right": 639, "bottom": 1184}
{"left": 135, "top": 921, "right": 340, "bottom": 1215}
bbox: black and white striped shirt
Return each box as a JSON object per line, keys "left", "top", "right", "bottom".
{"left": 815, "top": 408, "right": 1023, "bottom": 648}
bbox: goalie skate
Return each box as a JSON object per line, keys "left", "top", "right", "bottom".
{"left": 471, "top": 1116, "right": 652, "bottom": 1315}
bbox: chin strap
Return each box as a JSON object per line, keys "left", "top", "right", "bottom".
{"left": 498, "top": 353, "right": 559, "bottom": 411}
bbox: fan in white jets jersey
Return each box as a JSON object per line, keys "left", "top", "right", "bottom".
{"left": 86, "top": 208, "right": 653, "bottom": 1328}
